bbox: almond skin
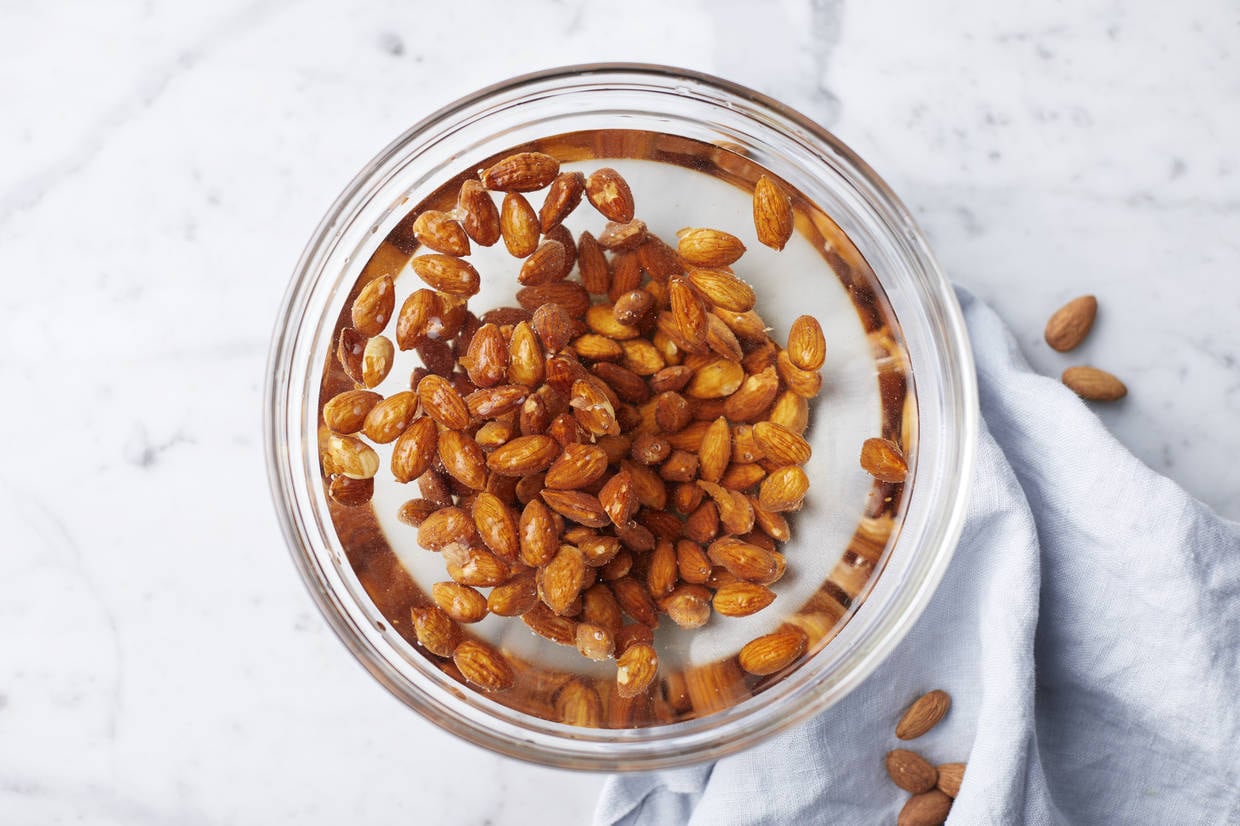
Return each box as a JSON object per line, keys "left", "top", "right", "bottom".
{"left": 936, "top": 763, "right": 966, "bottom": 798}
{"left": 860, "top": 437, "right": 909, "bottom": 483}
{"left": 519, "top": 499, "right": 558, "bottom": 567}
{"left": 896, "top": 689, "right": 952, "bottom": 740}
{"left": 324, "top": 435, "right": 379, "bottom": 480}
{"left": 539, "top": 170, "right": 586, "bottom": 231}
{"left": 432, "top": 581, "right": 488, "bottom": 623}
{"left": 585, "top": 167, "right": 635, "bottom": 223}
{"left": 461, "top": 323, "right": 509, "bottom": 388}
{"left": 437, "top": 429, "right": 487, "bottom": 490}
{"left": 507, "top": 321, "right": 546, "bottom": 386}
{"left": 500, "top": 192, "right": 541, "bottom": 258}
{"left": 412, "top": 210, "right": 471, "bottom": 256}
{"left": 452, "top": 640, "right": 515, "bottom": 692}
{"left": 336, "top": 327, "right": 366, "bottom": 384}
{"left": 615, "top": 642, "right": 658, "bottom": 698}
{"left": 897, "top": 790, "right": 953, "bottom": 826}
{"left": 410, "top": 254, "right": 480, "bottom": 296}
{"left": 669, "top": 276, "right": 709, "bottom": 347}
{"left": 390, "top": 416, "right": 439, "bottom": 483}
{"left": 518, "top": 240, "right": 568, "bottom": 286}
{"left": 1062, "top": 365, "right": 1127, "bottom": 401}
{"left": 417, "top": 507, "right": 475, "bottom": 552}
{"left": 323, "top": 389, "right": 382, "bottom": 434}
{"left": 886, "top": 749, "right": 938, "bottom": 794}
{"left": 351, "top": 275, "right": 395, "bottom": 336}
{"left": 395, "top": 288, "right": 441, "bottom": 351}
{"left": 1044, "top": 294, "right": 1097, "bottom": 352}
{"left": 538, "top": 544, "right": 586, "bottom": 615}
{"left": 544, "top": 443, "right": 609, "bottom": 490}
{"left": 471, "top": 492, "right": 519, "bottom": 559}
{"left": 753, "top": 174, "right": 794, "bottom": 251}
{"left": 457, "top": 179, "right": 501, "bottom": 246}
{"left": 361, "top": 335, "right": 394, "bottom": 388}
{"left": 752, "top": 421, "right": 812, "bottom": 466}
{"left": 488, "top": 434, "right": 561, "bottom": 476}
{"left": 712, "top": 581, "right": 776, "bottom": 617}
{"left": 574, "top": 623, "right": 615, "bottom": 662}
{"left": 787, "top": 314, "right": 826, "bottom": 370}
{"left": 410, "top": 605, "right": 461, "bottom": 657}
{"left": 448, "top": 550, "right": 512, "bottom": 589}
{"left": 707, "top": 537, "right": 777, "bottom": 582}
{"left": 328, "top": 475, "right": 373, "bottom": 507}
{"left": 757, "top": 465, "right": 810, "bottom": 512}
{"left": 577, "top": 230, "right": 611, "bottom": 295}
{"left": 677, "top": 227, "right": 746, "bottom": 268}
{"left": 541, "top": 489, "right": 610, "bottom": 528}
{"left": 738, "top": 626, "right": 808, "bottom": 675}
{"left": 417, "top": 374, "right": 470, "bottom": 430}
{"left": 516, "top": 282, "right": 591, "bottom": 318}
{"left": 687, "top": 268, "right": 756, "bottom": 312}
{"left": 480, "top": 151, "right": 559, "bottom": 192}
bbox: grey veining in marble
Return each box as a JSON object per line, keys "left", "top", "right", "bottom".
{"left": 1, "top": 0, "right": 1236, "bottom": 823}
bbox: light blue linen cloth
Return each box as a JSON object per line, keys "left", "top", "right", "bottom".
{"left": 595, "top": 290, "right": 1240, "bottom": 825}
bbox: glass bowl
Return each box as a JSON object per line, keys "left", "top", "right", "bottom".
{"left": 265, "top": 64, "right": 976, "bottom": 770}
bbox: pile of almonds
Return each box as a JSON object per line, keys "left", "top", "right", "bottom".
{"left": 885, "top": 689, "right": 967, "bottom": 825}
{"left": 321, "top": 150, "right": 909, "bottom": 709}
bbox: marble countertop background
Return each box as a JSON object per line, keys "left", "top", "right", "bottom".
{"left": 1, "top": 1, "right": 1236, "bottom": 823}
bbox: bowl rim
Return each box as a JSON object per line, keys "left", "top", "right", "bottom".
{"left": 264, "top": 62, "right": 978, "bottom": 770}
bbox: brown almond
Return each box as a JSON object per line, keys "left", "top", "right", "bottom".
{"left": 613, "top": 621, "right": 653, "bottom": 653}
{"left": 686, "top": 358, "right": 745, "bottom": 399}
{"left": 612, "top": 289, "right": 655, "bottom": 327}
{"left": 457, "top": 179, "right": 501, "bottom": 246}
{"left": 598, "top": 469, "right": 638, "bottom": 527}
{"left": 452, "top": 639, "right": 515, "bottom": 692}
{"left": 410, "top": 605, "right": 462, "bottom": 657}
{"left": 1045, "top": 295, "right": 1098, "bottom": 352}
{"left": 629, "top": 432, "right": 671, "bottom": 465}
{"left": 621, "top": 338, "right": 667, "bottom": 376}
{"left": 574, "top": 623, "right": 615, "bottom": 662}
{"left": 521, "top": 603, "right": 578, "bottom": 645}
{"left": 697, "top": 417, "right": 732, "bottom": 483}
{"left": 518, "top": 240, "right": 568, "bottom": 286}
{"left": 752, "top": 421, "right": 812, "bottom": 465}
{"left": 581, "top": 583, "right": 624, "bottom": 635}
{"left": 516, "top": 282, "right": 591, "bottom": 318}
{"left": 705, "top": 313, "right": 744, "bottom": 361}
{"left": 677, "top": 227, "right": 746, "bottom": 268}
{"left": 776, "top": 349, "right": 823, "bottom": 398}
{"left": 487, "top": 572, "right": 538, "bottom": 617}
{"left": 896, "top": 689, "right": 951, "bottom": 740}
{"left": 720, "top": 463, "right": 766, "bottom": 491}
{"left": 936, "top": 763, "right": 966, "bottom": 798}
{"left": 481, "top": 151, "right": 559, "bottom": 192}
{"left": 687, "top": 268, "right": 756, "bottom": 312}
{"left": 612, "top": 576, "right": 658, "bottom": 627}
{"left": 361, "top": 335, "right": 394, "bottom": 388}
{"left": 461, "top": 323, "right": 509, "bottom": 388}
{"left": 410, "top": 254, "right": 480, "bottom": 296}
{"left": 360, "top": 390, "right": 416, "bottom": 443}
{"left": 886, "top": 749, "right": 938, "bottom": 794}
{"left": 758, "top": 465, "right": 810, "bottom": 512}
{"left": 432, "top": 580, "right": 488, "bottom": 623}
{"left": 598, "top": 218, "right": 647, "bottom": 251}
{"left": 659, "top": 450, "right": 699, "bottom": 483}
{"left": 787, "top": 315, "right": 826, "bottom": 370}
{"left": 572, "top": 333, "right": 624, "bottom": 362}
{"left": 621, "top": 460, "right": 669, "bottom": 512}
{"left": 395, "top": 288, "right": 440, "bottom": 351}
{"left": 738, "top": 626, "right": 808, "bottom": 676}
{"left": 539, "top": 170, "right": 586, "bottom": 231}
{"left": 637, "top": 233, "right": 685, "bottom": 280}
{"left": 860, "top": 437, "right": 909, "bottom": 483}
{"left": 712, "top": 581, "right": 776, "bottom": 617}
{"left": 769, "top": 390, "right": 809, "bottom": 434}
{"left": 324, "top": 434, "right": 379, "bottom": 479}
{"left": 577, "top": 230, "right": 611, "bottom": 295}
{"left": 585, "top": 167, "right": 635, "bottom": 223}
{"left": 751, "top": 498, "right": 791, "bottom": 542}
{"left": 897, "top": 790, "right": 953, "bottom": 826}
{"left": 507, "top": 321, "right": 545, "bottom": 387}
{"left": 662, "top": 584, "right": 712, "bottom": 629}
{"left": 545, "top": 443, "right": 609, "bottom": 490}
{"left": 488, "top": 434, "right": 561, "bottom": 476}
{"left": 608, "top": 250, "right": 644, "bottom": 303}
{"left": 518, "top": 499, "right": 558, "bottom": 566}
{"left": 445, "top": 546, "right": 510, "bottom": 588}
{"left": 697, "top": 480, "right": 755, "bottom": 535}
{"left": 753, "top": 175, "right": 794, "bottom": 251}
{"left": 647, "top": 538, "right": 679, "bottom": 599}
{"left": 437, "top": 429, "right": 487, "bottom": 490}
{"left": 675, "top": 538, "right": 712, "bottom": 584}
{"left": 500, "top": 191, "right": 540, "bottom": 258}
{"left": 723, "top": 367, "right": 779, "bottom": 423}
{"left": 413, "top": 210, "right": 470, "bottom": 256}
{"left": 593, "top": 362, "right": 649, "bottom": 404}
{"left": 579, "top": 535, "right": 622, "bottom": 569}
{"left": 669, "top": 276, "right": 708, "bottom": 347}
{"left": 417, "top": 374, "right": 469, "bottom": 429}
{"left": 328, "top": 474, "right": 373, "bottom": 507}
{"left": 1062, "top": 365, "right": 1126, "bottom": 401}
{"left": 539, "top": 544, "right": 587, "bottom": 615}
{"left": 351, "top": 275, "right": 395, "bottom": 337}
{"left": 323, "top": 389, "right": 382, "bottom": 434}
{"left": 531, "top": 302, "right": 574, "bottom": 353}
{"left": 570, "top": 379, "right": 620, "bottom": 437}
{"left": 541, "top": 489, "right": 610, "bottom": 528}
{"left": 466, "top": 384, "right": 528, "bottom": 419}
{"left": 714, "top": 307, "right": 770, "bottom": 343}
{"left": 615, "top": 642, "right": 658, "bottom": 698}
{"left": 417, "top": 507, "right": 475, "bottom": 552}
{"left": 471, "top": 492, "right": 519, "bottom": 560}
{"left": 707, "top": 537, "right": 777, "bottom": 582}
{"left": 390, "top": 416, "right": 439, "bottom": 483}
{"left": 336, "top": 327, "right": 367, "bottom": 384}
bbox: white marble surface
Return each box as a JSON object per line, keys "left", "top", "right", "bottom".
{"left": 1, "top": 1, "right": 1236, "bottom": 823}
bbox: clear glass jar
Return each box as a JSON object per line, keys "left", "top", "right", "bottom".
{"left": 265, "top": 64, "right": 976, "bottom": 770}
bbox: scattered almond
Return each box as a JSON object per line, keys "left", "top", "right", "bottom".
{"left": 896, "top": 689, "right": 951, "bottom": 740}
{"left": 1062, "top": 365, "right": 1127, "bottom": 401}
{"left": 886, "top": 749, "right": 938, "bottom": 794}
